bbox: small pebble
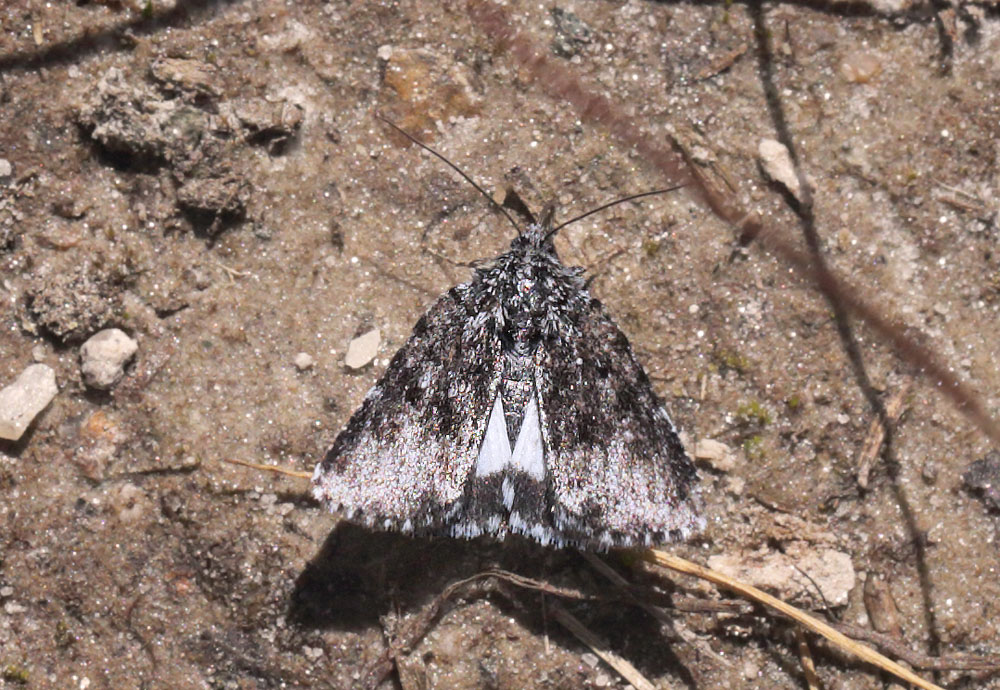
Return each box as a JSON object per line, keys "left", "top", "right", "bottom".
{"left": 0, "top": 158, "right": 12, "bottom": 183}
{"left": 758, "top": 138, "right": 803, "bottom": 201}
{"left": 725, "top": 475, "right": 746, "bottom": 496}
{"left": 293, "top": 352, "right": 315, "bottom": 370}
{"left": 921, "top": 460, "right": 939, "bottom": 485}
{"left": 964, "top": 451, "right": 1000, "bottom": 510}
{"left": 303, "top": 645, "right": 324, "bottom": 661}
{"left": 4, "top": 600, "right": 27, "bottom": 615}
{"left": 109, "top": 483, "right": 149, "bottom": 524}
{"left": 0, "top": 363, "right": 58, "bottom": 441}
{"left": 344, "top": 328, "right": 381, "bottom": 369}
{"left": 839, "top": 51, "right": 882, "bottom": 83}
{"left": 80, "top": 328, "right": 138, "bottom": 389}
{"left": 694, "top": 438, "right": 737, "bottom": 472}
{"left": 581, "top": 652, "right": 599, "bottom": 669}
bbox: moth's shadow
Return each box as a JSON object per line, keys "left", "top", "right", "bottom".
{"left": 287, "top": 522, "right": 577, "bottom": 631}
{"left": 287, "top": 524, "right": 693, "bottom": 686}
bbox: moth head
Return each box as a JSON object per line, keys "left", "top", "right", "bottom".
{"left": 510, "top": 199, "right": 557, "bottom": 243}
{"left": 375, "top": 115, "right": 684, "bottom": 254}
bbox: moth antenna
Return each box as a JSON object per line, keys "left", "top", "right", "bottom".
{"left": 545, "top": 186, "right": 685, "bottom": 242}
{"left": 375, "top": 113, "right": 523, "bottom": 235}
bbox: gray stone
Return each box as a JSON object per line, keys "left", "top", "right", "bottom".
{"left": 344, "top": 329, "right": 380, "bottom": 369}
{"left": 80, "top": 328, "right": 138, "bottom": 389}
{"left": 149, "top": 57, "right": 221, "bottom": 97}
{"left": 708, "top": 546, "right": 856, "bottom": 606}
{"left": 964, "top": 451, "right": 1000, "bottom": 511}
{"left": 293, "top": 352, "right": 315, "bottom": 371}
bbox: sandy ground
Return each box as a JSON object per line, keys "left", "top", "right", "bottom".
{"left": 1, "top": 0, "right": 999, "bottom": 688}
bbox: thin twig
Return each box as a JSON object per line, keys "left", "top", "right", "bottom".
{"left": 643, "top": 549, "right": 944, "bottom": 690}
{"left": 213, "top": 260, "right": 255, "bottom": 282}
{"left": 361, "top": 573, "right": 493, "bottom": 688}
{"left": 831, "top": 621, "right": 1000, "bottom": 672}
{"left": 857, "top": 379, "right": 913, "bottom": 489}
{"left": 795, "top": 627, "right": 822, "bottom": 690}
{"left": 222, "top": 457, "right": 311, "bottom": 480}
{"left": 550, "top": 602, "right": 659, "bottom": 690}
{"left": 581, "top": 551, "right": 733, "bottom": 669}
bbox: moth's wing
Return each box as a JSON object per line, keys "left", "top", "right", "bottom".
{"left": 533, "top": 296, "right": 703, "bottom": 549}
{"left": 312, "top": 283, "right": 501, "bottom": 533}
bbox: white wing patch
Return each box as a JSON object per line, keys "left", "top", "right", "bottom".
{"left": 501, "top": 476, "right": 515, "bottom": 509}
{"left": 474, "top": 392, "right": 546, "bottom": 481}
{"left": 510, "top": 395, "right": 545, "bottom": 480}
{"left": 475, "top": 394, "right": 512, "bottom": 477}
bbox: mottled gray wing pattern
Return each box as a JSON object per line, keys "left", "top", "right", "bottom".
{"left": 312, "top": 283, "right": 502, "bottom": 532}
{"left": 535, "top": 296, "right": 702, "bottom": 548}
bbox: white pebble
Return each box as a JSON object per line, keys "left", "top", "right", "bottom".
{"left": 303, "top": 645, "right": 324, "bottom": 661}
{"left": 344, "top": 329, "right": 381, "bottom": 369}
{"left": 694, "top": 438, "right": 738, "bottom": 472}
{"left": 758, "top": 138, "right": 803, "bottom": 201}
{"left": 4, "top": 601, "right": 27, "bottom": 615}
{"left": 839, "top": 51, "right": 882, "bottom": 83}
{"left": 0, "top": 363, "right": 58, "bottom": 441}
{"left": 110, "top": 483, "right": 149, "bottom": 524}
{"left": 80, "top": 328, "right": 138, "bottom": 389}
{"left": 293, "top": 352, "right": 315, "bottom": 370}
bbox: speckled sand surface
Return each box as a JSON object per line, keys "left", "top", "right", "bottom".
{"left": 1, "top": 1, "right": 999, "bottom": 688}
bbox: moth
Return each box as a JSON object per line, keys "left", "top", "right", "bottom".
{"left": 312, "top": 128, "right": 703, "bottom": 550}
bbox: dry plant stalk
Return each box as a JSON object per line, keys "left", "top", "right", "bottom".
{"left": 795, "top": 627, "right": 822, "bottom": 690}
{"left": 644, "top": 548, "right": 943, "bottom": 690}
{"left": 550, "top": 603, "right": 659, "bottom": 690}
{"left": 224, "top": 456, "right": 311, "bottom": 479}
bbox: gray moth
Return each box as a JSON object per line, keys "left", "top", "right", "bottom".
{"left": 312, "top": 192, "right": 703, "bottom": 551}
